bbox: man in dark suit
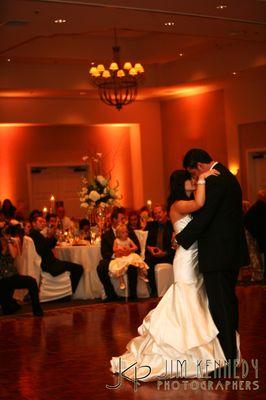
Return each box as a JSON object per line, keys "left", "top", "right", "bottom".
{"left": 30, "top": 216, "right": 83, "bottom": 294}
{"left": 145, "top": 204, "right": 175, "bottom": 297}
{"left": 175, "top": 149, "right": 249, "bottom": 366}
{"left": 97, "top": 207, "right": 140, "bottom": 302}
{"left": 244, "top": 188, "right": 266, "bottom": 271}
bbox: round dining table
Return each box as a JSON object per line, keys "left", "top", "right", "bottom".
{"left": 55, "top": 243, "right": 105, "bottom": 300}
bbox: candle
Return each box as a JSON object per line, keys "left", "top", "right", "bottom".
{"left": 43, "top": 207, "right": 48, "bottom": 217}
{"left": 50, "top": 195, "right": 55, "bottom": 213}
{"left": 147, "top": 200, "right": 152, "bottom": 209}
{"left": 97, "top": 153, "right": 102, "bottom": 175}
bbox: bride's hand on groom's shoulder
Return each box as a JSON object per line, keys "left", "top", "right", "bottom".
{"left": 199, "top": 169, "right": 220, "bottom": 180}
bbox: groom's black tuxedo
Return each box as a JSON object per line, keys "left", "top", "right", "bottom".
{"left": 176, "top": 163, "right": 249, "bottom": 272}
{"left": 175, "top": 162, "right": 249, "bottom": 363}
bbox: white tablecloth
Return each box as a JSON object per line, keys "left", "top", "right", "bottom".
{"left": 55, "top": 244, "right": 105, "bottom": 300}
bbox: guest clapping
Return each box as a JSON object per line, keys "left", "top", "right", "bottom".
{"left": 30, "top": 216, "right": 83, "bottom": 294}
{"left": 41, "top": 213, "right": 58, "bottom": 238}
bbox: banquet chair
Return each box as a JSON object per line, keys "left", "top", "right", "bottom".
{"left": 155, "top": 263, "right": 174, "bottom": 297}
{"left": 13, "top": 235, "right": 72, "bottom": 303}
{"left": 111, "top": 230, "right": 150, "bottom": 299}
{"left": 134, "top": 230, "right": 174, "bottom": 297}
{"left": 39, "top": 270, "right": 72, "bottom": 302}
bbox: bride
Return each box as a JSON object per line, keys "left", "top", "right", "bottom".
{"left": 110, "top": 168, "right": 234, "bottom": 382}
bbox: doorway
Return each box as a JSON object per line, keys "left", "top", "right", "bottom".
{"left": 29, "top": 165, "right": 87, "bottom": 217}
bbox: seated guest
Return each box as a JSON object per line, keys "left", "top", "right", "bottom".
{"left": 244, "top": 190, "right": 266, "bottom": 276}
{"left": 240, "top": 201, "right": 263, "bottom": 282}
{"left": 41, "top": 213, "right": 58, "bottom": 237}
{"left": 109, "top": 223, "right": 149, "bottom": 290}
{"left": 244, "top": 189, "right": 266, "bottom": 264}
{"left": 14, "top": 199, "right": 27, "bottom": 222}
{"left": 30, "top": 216, "right": 83, "bottom": 294}
{"left": 79, "top": 219, "right": 90, "bottom": 240}
{"left": 1, "top": 199, "right": 16, "bottom": 220}
{"left": 0, "top": 221, "right": 43, "bottom": 316}
{"left": 145, "top": 204, "right": 175, "bottom": 297}
{"left": 56, "top": 205, "right": 74, "bottom": 231}
{"left": 139, "top": 206, "right": 153, "bottom": 230}
{"left": 23, "top": 220, "right": 32, "bottom": 236}
{"left": 97, "top": 207, "right": 140, "bottom": 302}
{"left": 128, "top": 211, "right": 141, "bottom": 231}
{"left": 29, "top": 209, "right": 43, "bottom": 223}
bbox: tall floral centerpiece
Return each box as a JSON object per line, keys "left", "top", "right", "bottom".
{"left": 79, "top": 153, "right": 121, "bottom": 236}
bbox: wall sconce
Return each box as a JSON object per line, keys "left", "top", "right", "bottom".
{"left": 229, "top": 165, "right": 239, "bottom": 175}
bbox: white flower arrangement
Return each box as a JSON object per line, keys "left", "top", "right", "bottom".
{"left": 79, "top": 155, "right": 121, "bottom": 211}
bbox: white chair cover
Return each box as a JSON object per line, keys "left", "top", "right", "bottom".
{"left": 134, "top": 230, "right": 148, "bottom": 260}
{"left": 155, "top": 263, "right": 174, "bottom": 297}
{"left": 13, "top": 235, "right": 72, "bottom": 303}
{"left": 13, "top": 236, "right": 41, "bottom": 301}
{"left": 15, "top": 236, "right": 41, "bottom": 283}
{"left": 39, "top": 271, "right": 72, "bottom": 303}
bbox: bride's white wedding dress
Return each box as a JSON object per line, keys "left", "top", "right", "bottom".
{"left": 110, "top": 215, "right": 229, "bottom": 382}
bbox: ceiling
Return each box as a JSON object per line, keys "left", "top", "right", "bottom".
{"left": 0, "top": 0, "right": 266, "bottom": 99}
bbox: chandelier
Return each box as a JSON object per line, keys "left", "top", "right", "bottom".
{"left": 89, "top": 29, "right": 144, "bottom": 110}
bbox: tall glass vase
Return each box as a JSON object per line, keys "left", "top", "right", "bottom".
{"left": 95, "top": 206, "right": 106, "bottom": 237}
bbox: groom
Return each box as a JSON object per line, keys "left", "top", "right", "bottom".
{"left": 175, "top": 149, "right": 249, "bottom": 366}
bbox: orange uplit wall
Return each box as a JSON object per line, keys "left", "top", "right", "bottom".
{"left": 0, "top": 99, "right": 165, "bottom": 210}
{"left": 1, "top": 72, "right": 265, "bottom": 211}
{"left": 160, "top": 89, "right": 228, "bottom": 185}
{"left": 0, "top": 125, "right": 17, "bottom": 200}
{"left": 223, "top": 69, "right": 266, "bottom": 180}
{"left": 0, "top": 124, "right": 137, "bottom": 209}
{"left": 239, "top": 121, "right": 266, "bottom": 199}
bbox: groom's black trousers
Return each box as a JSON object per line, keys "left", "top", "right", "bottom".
{"left": 203, "top": 269, "right": 239, "bottom": 362}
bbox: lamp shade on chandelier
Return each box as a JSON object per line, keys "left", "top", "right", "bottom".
{"left": 89, "top": 29, "right": 144, "bottom": 110}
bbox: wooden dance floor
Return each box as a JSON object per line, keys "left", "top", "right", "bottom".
{"left": 0, "top": 285, "right": 265, "bottom": 400}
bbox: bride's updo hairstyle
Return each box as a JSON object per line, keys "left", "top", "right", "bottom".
{"left": 167, "top": 169, "right": 191, "bottom": 211}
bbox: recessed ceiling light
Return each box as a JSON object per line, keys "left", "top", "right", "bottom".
{"left": 91, "top": 62, "right": 95, "bottom": 65}
{"left": 179, "top": 53, "right": 184, "bottom": 57}
{"left": 164, "top": 22, "right": 175, "bottom": 26}
{"left": 216, "top": 5, "right": 227, "bottom": 10}
{"left": 7, "top": 58, "right": 11, "bottom": 62}
{"left": 232, "top": 71, "right": 237, "bottom": 76}
{"left": 54, "top": 19, "right": 67, "bottom": 24}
